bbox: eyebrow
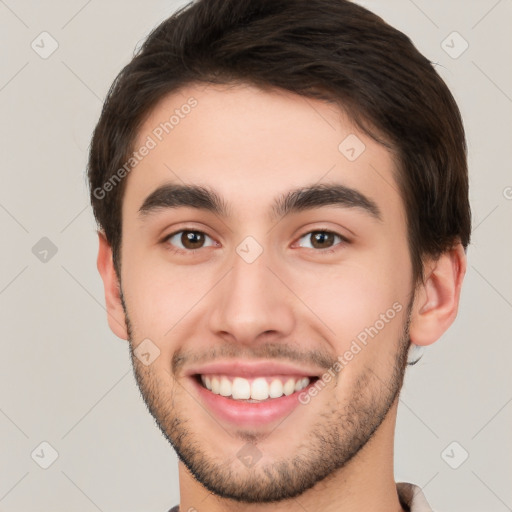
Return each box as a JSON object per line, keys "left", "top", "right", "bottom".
{"left": 138, "top": 182, "right": 382, "bottom": 222}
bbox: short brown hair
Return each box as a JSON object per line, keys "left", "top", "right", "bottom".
{"left": 87, "top": 0, "right": 471, "bottom": 283}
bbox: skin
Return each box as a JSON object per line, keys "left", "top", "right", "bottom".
{"left": 97, "top": 83, "right": 467, "bottom": 512}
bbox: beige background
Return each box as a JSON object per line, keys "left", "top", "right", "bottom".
{"left": 1, "top": 0, "right": 511, "bottom": 510}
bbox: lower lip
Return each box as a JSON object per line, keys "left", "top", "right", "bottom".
{"left": 191, "top": 376, "right": 316, "bottom": 428}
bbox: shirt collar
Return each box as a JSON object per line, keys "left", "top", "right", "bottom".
{"left": 397, "top": 482, "right": 434, "bottom": 512}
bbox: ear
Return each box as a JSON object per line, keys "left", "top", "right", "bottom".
{"left": 409, "top": 242, "right": 467, "bottom": 346}
{"left": 96, "top": 230, "right": 129, "bottom": 340}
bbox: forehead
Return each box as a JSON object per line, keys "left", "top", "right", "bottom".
{"left": 124, "top": 83, "right": 404, "bottom": 225}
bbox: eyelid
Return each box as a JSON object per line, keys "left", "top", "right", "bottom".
{"left": 294, "top": 228, "right": 350, "bottom": 250}
{"left": 162, "top": 228, "right": 217, "bottom": 252}
{"left": 160, "top": 222, "right": 216, "bottom": 242}
{"left": 161, "top": 226, "right": 351, "bottom": 254}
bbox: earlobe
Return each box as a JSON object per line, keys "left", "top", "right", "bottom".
{"left": 409, "top": 243, "right": 467, "bottom": 346}
{"left": 96, "top": 231, "right": 129, "bottom": 340}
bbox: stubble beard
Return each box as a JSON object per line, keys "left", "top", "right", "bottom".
{"left": 122, "top": 294, "right": 412, "bottom": 503}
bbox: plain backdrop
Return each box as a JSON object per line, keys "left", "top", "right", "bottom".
{"left": 1, "top": 1, "right": 511, "bottom": 511}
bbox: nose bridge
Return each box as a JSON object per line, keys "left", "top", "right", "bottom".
{"left": 208, "top": 237, "right": 295, "bottom": 344}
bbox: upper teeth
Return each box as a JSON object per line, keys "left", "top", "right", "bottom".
{"left": 200, "top": 375, "right": 310, "bottom": 400}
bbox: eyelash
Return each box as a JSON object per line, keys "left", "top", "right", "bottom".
{"left": 162, "top": 228, "right": 350, "bottom": 256}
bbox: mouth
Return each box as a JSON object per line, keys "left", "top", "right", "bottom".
{"left": 194, "top": 374, "right": 316, "bottom": 402}
{"left": 189, "top": 370, "right": 320, "bottom": 427}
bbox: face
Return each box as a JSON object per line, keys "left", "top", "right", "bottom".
{"left": 117, "top": 83, "right": 415, "bottom": 502}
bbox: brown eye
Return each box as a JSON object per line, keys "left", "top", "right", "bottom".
{"left": 297, "top": 230, "right": 346, "bottom": 250}
{"left": 165, "top": 230, "right": 215, "bottom": 252}
{"left": 181, "top": 231, "right": 205, "bottom": 249}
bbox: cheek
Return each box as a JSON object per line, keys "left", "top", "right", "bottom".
{"left": 299, "top": 267, "right": 409, "bottom": 393}
{"left": 121, "top": 252, "right": 215, "bottom": 344}
{"left": 291, "top": 249, "right": 410, "bottom": 349}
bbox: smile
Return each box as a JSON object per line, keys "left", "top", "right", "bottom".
{"left": 191, "top": 373, "right": 320, "bottom": 427}
{"left": 199, "top": 374, "right": 311, "bottom": 401}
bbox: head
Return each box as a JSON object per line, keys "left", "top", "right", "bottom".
{"left": 90, "top": 0, "right": 470, "bottom": 504}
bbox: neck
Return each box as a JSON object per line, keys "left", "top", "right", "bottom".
{"left": 177, "top": 400, "right": 404, "bottom": 512}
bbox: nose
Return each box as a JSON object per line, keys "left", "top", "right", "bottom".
{"left": 207, "top": 243, "right": 295, "bottom": 346}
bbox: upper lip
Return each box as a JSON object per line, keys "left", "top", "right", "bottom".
{"left": 185, "top": 360, "right": 323, "bottom": 378}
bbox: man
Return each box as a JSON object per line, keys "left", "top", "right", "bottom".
{"left": 88, "top": 0, "right": 471, "bottom": 510}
